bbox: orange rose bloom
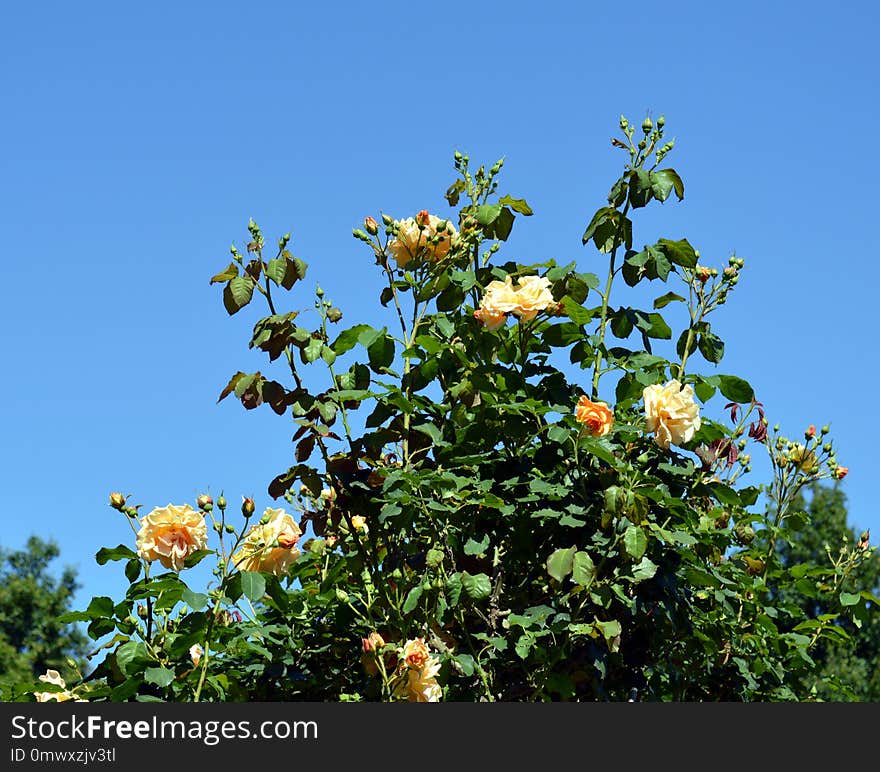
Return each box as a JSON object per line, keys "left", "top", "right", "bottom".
{"left": 575, "top": 396, "right": 614, "bottom": 437}
{"left": 136, "top": 504, "right": 208, "bottom": 572}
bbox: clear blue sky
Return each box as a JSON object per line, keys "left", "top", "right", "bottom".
{"left": 2, "top": 0, "right": 877, "bottom": 611}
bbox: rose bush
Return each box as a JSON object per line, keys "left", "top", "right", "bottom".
{"left": 25, "top": 113, "right": 877, "bottom": 702}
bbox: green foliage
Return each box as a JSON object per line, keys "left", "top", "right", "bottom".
{"left": 29, "top": 113, "right": 875, "bottom": 703}
{"left": 0, "top": 537, "right": 89, "bottom": 698}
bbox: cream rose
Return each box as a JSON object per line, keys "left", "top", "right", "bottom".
{"left": 512, "top": 274, "right": 554, "bottom": 320}
{"left": 404, "top": 656, "right": 442, "bottom": 702}
{"left": 643, "top": 379, "right": 701, "bottom": 449}
{"left": 231, "top": 507, "right": 302, "bottom": 576}
{"left": 34, "top": 670, "right": 83, "bottom": 702}
{"left": 136, "top": 504, "right": 208, "bottom": 572}
{"left": 387, "top": 213, "right": 458, "bottom": 267}
{"left": 189, "top": 644, "right": 203, "bottom": 668}
{"left": 575, "top": 396, "right": 614, "bottom": 437}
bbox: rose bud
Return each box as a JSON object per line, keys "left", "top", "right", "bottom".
{"left": 805, "top": 425, "right": 816, "bottom": 439}
{"left": 416, "top": 209, "right": 431, "bottom": 227}
{"left": 242, "top": 497, "right": 256, "bottom": 518}
{"left": 364, "top": 216, "right": 379, "bottom": 235}
{"left": 109, "top": 492, "right": 127, "bottom": 510}
{"left": 197, "top": 494, "right": 214, "bottom": 512}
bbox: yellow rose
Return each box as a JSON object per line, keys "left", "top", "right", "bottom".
{"left": 350, "top": 515, "right": 367, "bottom": 530}
{"left": 401, "top": 637, "right": 431, "bottom": 670}
{"left": 643, "top": 379, "right": 701, "bottom": 449}
{"left": 231, "top": 507, "right": 302, "bottom": 576}
{"left": 136, "top": 504, "right": 208, "bottom": 572}
{"left": 575, "top": 396, "right": 614, "bottom": 437}
{"left": 402, "top": 656, "right": 442, "bottom": 702}
{"left": 387, "top": 213, "right": 458, "bottom": 267}
{"left": 789, "top": 444, "right": 819, "bottom": 474}
{"left": 512, "top": 274, "right": 554, "bottom": 320}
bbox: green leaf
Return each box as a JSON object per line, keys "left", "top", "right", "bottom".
{"left": 303, "top": 336, "right": 323, "bottom": 363}
{"left": 115, "top": 641, "right": 151, "bottom": 676}
{"left": 623, "top": 525, "right": 648, "bottom": 560}
{"left": 332, "top": 324, "right": 373, "bottom": 355}
{"left": 717, "top": 374, "right": 754, "bottom": 403}
{"left": 461, "top": 571, "right": 492, "bottom": 601}
{"left": 693, "top": 378, "right": 716, "bottom": 403}
{"left": 476, "top": 203, "right": 502, "bottom": 225}
{"left": 183, "top": 550, "right": 213, "bottom": 569}
{"left": 698, "top": 332, "right": 725, "bottom": 364}
{"left": 840, "top": 592, "right": 861, "bottom": 607}
{"left": 86, "top": 596, "right": 115, "bottom": 618}
{"left": 492, "top": 207, "right": 516, "bottom": 240}
{"left": 653, "top": 291, "right": 685, "bottom": 309}
{"left": 265, "top": 257, "right": 287, "bottom": 285}
{"left": 210, "top": 261, "right": 239, "bottom": 284}
{"left": 572, "top": 551, "right": 595, "bottom": 586}
{"left": 124, "top": 558, "right": 141, "bottom": 583}
{"left": 651, "top": 169, "right": 685, "bottom": 202}
{"left": 181, "top": 588, "right": 209, "bottom": 611}
{"left": 464, "top": 535, "right": 490, "bottom": 556}
{"left": 547, "top": 425, "right": 569, "bottom": 444}
{"left": 631, "top": 556, "right": 658, "bottom": 582}
{"left": 561, "top": 296, "right": 592, "bottom": 325}
{"left": 633, "top": 311, "right": 671, "bottom": 340}
{"left": 499, "top": 195, "right": 534, "bottom": 215}
{"left": 239, "top": 571, "right": 266, "bottom": 602}
{"left": 96, "top": 545, "right": 138, "bottom": 564}
{"left": 402, "top": 586, "right": 424, "bottom": 614}
{"left": 546, "top": 546, "right": 576, "bottom": 582}
{"left": 223, "top": 276, "right": 255, "bottom": 315}
{"left": 595, "top": 619, "right": 622, "bottom": 652}
{"left": 320, "top": 346, "right": 336, "bottom": 366}
{"left": 628, "top": 169, "right": 654, "bottom": 209}
{"left": 657, "top": 238, "right": 697, "bottom": 269}
{"left": 144, "top": 666, "right": 175, "bottom": 688}
{"left": 454, "top": 653, "right": 476, "bottom": 676}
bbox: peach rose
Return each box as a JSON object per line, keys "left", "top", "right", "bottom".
{"left": 643, "top": 380, "right": 701, "bottom": 449}
{"left": 512, "top": 274, "right": 554, "bottom": 320}
{"left": 474, "top": 307, "right": 507, "bottom": 330}
{"left": 401, "top": 637, "right": 431, "bottom": 670}
{"left": 387, "top": 214, "right": 457, "bottom": 267}
{"left": 399, "top": 655, "right": 442, "bottom": 702}
{"left": 231, "top": 507, "right": 302, "bottom": 576}
{"left": 350, "top": 515, "right": 367, "bottom": 531}
{"left": 575, "top": 396, "right": 614, "bottom": 437}
{"left": 835, "top": 466, "right": 849, "bottom": 480}
{"left": 34, "top": 670, "right": 83, "bottom": 702}
{"left": 136, "top": 504, "right": 208, "bottom": 572}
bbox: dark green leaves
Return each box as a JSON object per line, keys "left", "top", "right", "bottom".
{"left": 651, "top": 169, "right": 685, "bottom": 202}
{"left": 498, "top": 195, "right": 534, "bottom": 216}
{"left": 461, "top": 572, "right": 492, "bottom": 601}
{"left": 476, "top": 204, "right": 516, "bottom": 241}
{"left": 546, "top": 547, "right": 576, "bottom": 582}
{"left": 582, "top": 207, "right": 633, "bottom": 253}
{"left": 223, "top": 276, "right": 255, "bottom": 315}
{"left": 717, "top": 374, "right": 755, "bottom": 403}
{"left": 96, "top": 545, "right": 138, "bottom": 565}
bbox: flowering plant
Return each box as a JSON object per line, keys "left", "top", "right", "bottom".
{"left": 35, "top": 113, "right": 876, "bottom": 702}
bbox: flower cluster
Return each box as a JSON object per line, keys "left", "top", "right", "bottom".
{"left": 388, "top": 210, "right": 457, "bottom": 267}
{"left": 231, "top": 508, "right": 302, "bottom": 576}
{"left": 136, "top": 504, "right": 208, "bottom": 572}
{"left": 474, "top": 274, "right": 555, "bottom": 329}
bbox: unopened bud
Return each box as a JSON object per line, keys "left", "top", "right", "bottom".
{"left": 835, "top": 466, "right": 849, "bottom": 480}
{"left": 619, "top": 115, "right": 629, "bottom": 130}
{"left": 364, "top": 216, "right": 379, "bottom": 236}
{"left": 642, "top": 116, "right": 653, "bottom": 134}
{"left": 197, "top": 494, "right": 213, "bottom": 512}
{"left": 137, "top": 604, "right": 148, "bottom": 618}
{"left": 454, "top": 150, "right": 463, "bottom": 161}
{"left": 242, "top": 497, "right": 256, "bottom": 518}
{"left": 657, "top": 114, "right": 665, "bottom": 128}
{"left": 109, "top": 492, "right": 126, "bottom": 510}
{"left": 416, "top": 210, "right": 431, "bottom": 227}
{"left": 696, "top": 265, "right": 711, "bottom": 283}
{"left": 734, "top": 523, "right": 756, "bottom": 544}
{"left": 224, "top": 524, "right": 235, "bottom": 534}
{"left": 352, "top": 228, "right": 369, "bottom": 241}
{"left": 805, "top": 425, "right": 816, "bottom": 439}
{"left": 823, "top": 442, "right": 833, "bottom": 453}
{"left": 381, "top": 213, "right": 393, "bottom": 226}
{"left": 327, "top": 307, "right": 343, "bottom": 323}
{"left": 217, "top": 494, "right": 227, "bottom": 510}
{"left": 213, "top": 522, "right": 223, "bottom": 533}
{"left": 315, "top": 285, "right": 324, "bottom": 298}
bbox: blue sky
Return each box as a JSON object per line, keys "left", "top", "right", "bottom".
{"left": 1, "top": 0, "right": 877, "bottom": 611}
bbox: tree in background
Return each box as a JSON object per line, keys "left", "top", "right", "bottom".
{"left": 0, "top": 537, "right": 89, "bottom": 696}
{"left": 776, "top": 483, "right": 879, "bottom": 700}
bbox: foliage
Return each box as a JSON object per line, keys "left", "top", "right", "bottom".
{"left": 23, "top": 113, "right": 876, "bottom": 702}
{"left": 0, "top": 537, "right": 89, "bottom": 700}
